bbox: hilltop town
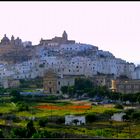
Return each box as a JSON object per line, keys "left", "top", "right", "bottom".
{"left": 0, "top": 31, "right": 140, "bottom": 139}
{"left": 0, "top": 31, "right": 139, "bottom": 94}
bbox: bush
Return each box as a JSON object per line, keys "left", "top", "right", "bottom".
{"left": 16, "top": 102, "right": 29, "bottom": 111}
{"left": 122, "top": 114, "right": 130, "bottom": 121}
{"left": 32, "top": 131, "right": 51, "bottom": 138}
{"left": 10, "top": 90, "right": 21, "bottom": 102}
{"left": 114, "top": 104, "right": 124, "bottom": 109}
{"left": 26, "top": 120, "right": 36, "bottom": 138}
{"left": 10, "top": 127, "right": 26, "bottom": 138}
{"left": 55, "top": 117, "right": 65, "bottom": 124}
{"left": 125, "top": 109, "right": 135, "bottom": 116}
{"left": 0, "top": 129, "right": 4, "bottom": 138}
{"left": 12, "top": 117, "right": 20, "bottom": 123}
{"left": 131, "top": 111, "right": 140, "bottom": 121}
{"left": 86, "top": 113, "right": 97, "bottom": 123}
{"left": 38, "top": 118, "right": 48, "bottom": 127}
{"left": 104, "top": 110, "right": 116, "bottom": 116}
{"left": 102, "top": 110, "right": 117, "bottom": 120}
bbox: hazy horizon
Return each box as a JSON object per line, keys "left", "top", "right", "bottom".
{"left": 0, "top": 2, "right": 140, "bottom": 65}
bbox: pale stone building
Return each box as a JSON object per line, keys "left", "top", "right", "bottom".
{"left": 65, "top": 115, "right": 86, "bottom": 125}
{"left": 111, "top": 79, "right": 140, "bottom": 93}
{"left": 43, "top": 69, "right": 85, "bottom": 94}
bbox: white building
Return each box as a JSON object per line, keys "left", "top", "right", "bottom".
{"left": 111, "top": 112, "right": 126, "bottom": 121}
{"left": 22, "top": 41, "right": 32, "bottom": 47}
{"left": 132, "top": 65, "right": 140, "bottom": 79}
{"left": 65, "top": 115, "right": 86, "bottom": 125}
{"left": 59, "top": 43, "right": 98, "bottom": 52}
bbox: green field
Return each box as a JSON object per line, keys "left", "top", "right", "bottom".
{"left": 0, "top": 100, "right": 140, "bottom": 138}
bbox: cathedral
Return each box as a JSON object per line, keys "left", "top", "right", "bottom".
{"left": 40, "top": 31, "right": 75, "bottom": 46}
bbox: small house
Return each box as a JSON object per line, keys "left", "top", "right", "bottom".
{"left": 111, "top": 112, "right": 126, "bottom": 121}
{"left": 65, "top": 115, "right": 86, "bottom": 125}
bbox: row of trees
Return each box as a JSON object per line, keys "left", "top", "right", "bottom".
{"left": 61, "top": 78, "right": 140, "bottom": 103}
{"left": 0, "top": 119, "right": 66, "bottom": 138}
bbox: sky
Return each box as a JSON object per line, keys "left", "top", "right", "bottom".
{"left": 0, "top": 2, "right": 140, "bottom": 65}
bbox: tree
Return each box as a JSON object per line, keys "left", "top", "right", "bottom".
{"left": 114, "top": 104, "right": 124, "bottom": 109}
{"left": 0, "top": 87, "right": 7, "bottom": 94}
{"left": 26, "top": 120, "right": 36, "bottom": 138}
{"left": 122, "top": 114, "right": 130, "bottom": 122}
{"left": 88, "top": 88, "right": 97, "bottom": 98}
{"left": 10, "top": 89, "right": 21, "bottom": 102}
{"left": 86, "top": 113, "right": 97, "bottom": 123}
{"left": 68, "top": 86, "right": 75, "bottom": 97}
{"left": 125, "top": 109, "right": 135, "bottom": 116}
{"left": 75, "top": 78, "right": 93, "bottom": 92}
{"left": 0, "top": 129, "right": 4, "bottom": 138}
{"left": 61, "top": 86, "right": 68, "bottom": 94}
{"left": 38, "top": 118, "right": 48, "bottom": 127}
{"left": 103, "top": 110, "right": 116, "bottom": 119}
{"left": 137, "top": 95, "right": 140, "bottom": 104}
{"left": 16, "top": 102, "right": 29, "bottom": 111}
{"left": 10, "top": 127, "right": 26, "bottom": 138}
{"left": 32, "top": 130, "right": 51, "bottom": 138}
{"left": 131, "top": 111, "right": 140, "bottom": 121}
{"left": 55, "top": 117, "right": 65, "bottom": 124}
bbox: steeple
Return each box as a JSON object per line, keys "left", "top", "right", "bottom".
{"left": 62, "top": 30, "right": 68, "bottom": 41}
{"left": 11, "top": 35, "right": 14, "bottom": 41}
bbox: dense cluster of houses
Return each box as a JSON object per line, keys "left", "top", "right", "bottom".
{"left": 0, "top": 31, "right": 140, "bottom": 93}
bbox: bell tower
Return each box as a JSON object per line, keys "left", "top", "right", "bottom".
{"left": 62, "top": 30, "right": 68, "bottom": 41}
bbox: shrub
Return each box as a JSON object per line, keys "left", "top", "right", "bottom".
{"left": 104, "top": 110, "right": 116, "bottom": 116}
{"left": 55, "top": 117, "right": 65, "bottom": 124}
{"left": 38, "top": 118, "right": 48, "bottom": 127}
{"left": 114, "top": 104, "right": 123, "bottom": 109}
{"left": 32, "top": 131, "right": 51, "bottom": 138}
{"left": 122, "top": 114, "right": 130, "bottom": 121}
{"left": 131, "top": 111, "right": 140, "bottom": 121}
{"left": 10, "top": 127, "right": 26, "bottom": 138}
{"left": 86, "top": 113, "right": 97, "bottom": 123}
{"left": 0, "top": 129, "right": 4, "bottom": 138}
{"left": 16, "top": 102, "right": 29, "bottom": 111}
{"left": 102, "top": 110, "right": 117, "bottom": 120}
{"left": 26, "top": 120, "right": 36, "bottom": 138}
{"left": 124, "top": 109, "right": 135, "bottom": 116}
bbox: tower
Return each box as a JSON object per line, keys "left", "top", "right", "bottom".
{"left": 11, "top": 35, "right": 15, "bottom": 45}
{"left": 111, "top": 80, "right": 117, "bottom": 92}
{"left": 62, "top": 30, "right": 68, "bottom": 41}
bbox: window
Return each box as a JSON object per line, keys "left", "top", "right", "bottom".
{"left": 134, "top": 85, "right": 139, "bottom": 89}
{"left": 126, "top": 85, "right": 131, "bottom": 89}
{"left": 49, "top": 88, "right": 52, "bottom": 93}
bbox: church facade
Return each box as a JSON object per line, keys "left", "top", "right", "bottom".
{"left": 40, "top": 31, "right": 75, "bottom": 47}
{"left": 43, "top": 69, "right": 84, "bottom": 94}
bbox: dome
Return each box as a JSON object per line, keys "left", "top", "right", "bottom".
{"left": 1, "top": 34, "right": 10, "bottom": 44}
